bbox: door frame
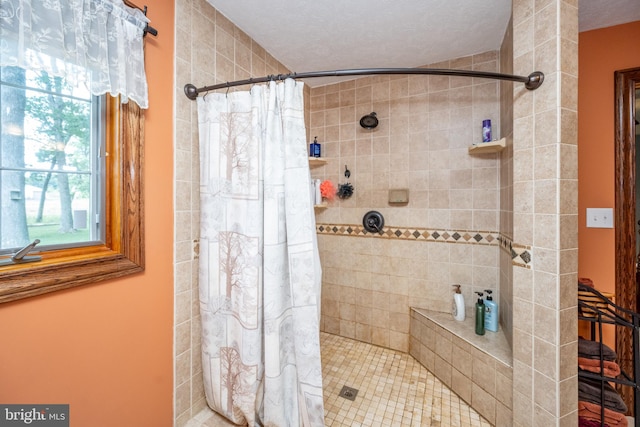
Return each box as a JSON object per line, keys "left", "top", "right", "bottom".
{"left": 615, "top": 67, "right": 640, "bottom": 314}
{"left": 614, "top": 66, "right": 640, "bottom": 412}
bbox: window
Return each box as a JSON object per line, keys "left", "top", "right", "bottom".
{"left": 0, "top": 68, "right": 144, "bottom": 303}
{"left": 0, "top": 66, "right": 104, "bottom": 252}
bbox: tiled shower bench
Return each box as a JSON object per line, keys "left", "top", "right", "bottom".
{"left": 409, "top": 308, "right": 513, "bottom": 426}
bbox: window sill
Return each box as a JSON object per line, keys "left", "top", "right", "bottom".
{"left": 0, "top": 245, "right": 143, "bottom": 303}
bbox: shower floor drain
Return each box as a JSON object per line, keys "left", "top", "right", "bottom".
{"left": 338, "top": 385, "right": 359, "bottom": 401}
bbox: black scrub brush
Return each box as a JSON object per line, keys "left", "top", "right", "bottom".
{"left": 337, "top": 182, "right": 354, "bottom": 199}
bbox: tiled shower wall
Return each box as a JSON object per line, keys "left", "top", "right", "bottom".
{"left": 511, "top": 0, "right": 579, "bottom": 425}
{"left": 309, "top": 53, "right": 504, "bottom": 352}
{"left": 173, "top": 1, "right": 293, "bottom": 424}
{"left": 499, "top": 18, "right": 515, "bottom": 348}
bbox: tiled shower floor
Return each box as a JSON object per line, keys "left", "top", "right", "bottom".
{"left": 186, "top": 332, "right": 491, "bottom": 427}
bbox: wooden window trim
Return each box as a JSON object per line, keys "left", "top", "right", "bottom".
{"left": 0, "top": 96, "right": 145, "bottom": 303}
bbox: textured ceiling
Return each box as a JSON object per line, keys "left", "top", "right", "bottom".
{"left": 579, "top": 0, "right": 640, "bottom": 32}
{"left": 206, "top": 0, "right": 640, "bottom": 87}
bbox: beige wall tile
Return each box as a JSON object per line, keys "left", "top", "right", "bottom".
{"left": 534, "top": 370, "right": 557, "bottom": 416}
{"left": 356, "top": 323, "right": 372, "bottom": 342}
{"left": 435, "top": 332, "right": 453, "bottom": 360}
{"left": 339, "top": 302, "right": 356, "bottom": 321}
{"left": 389, "top": 331, "right": 409, "bottom": 351}
{"left": 534, "top": 303, "right": 558, "bottom": 344}
{"left": 559, "top": 307, "right": 577, "bottom": 346}
{"left": 513, "top": 328, "right": 533, "bottom": 366}
{"left": 340, "top": 320, "right": 356, "bottom": 338}
{"left": 372, "top": 326, "right": 390, "bottom": 347}
{"left": 389, "top": 312, "right": 410, "bottom": 333}
{"left": 559, "top": 411, "right": 578, "bottom": 427}
{"left": 324, "top": 316, "right": 340, "bottom": 335}
{"left": 559, "top": 1, "right": 579, "bottom": 43}
{"left": 534, "top": 405, "right": 557, "bottom": 427}
{"left": 434, "top": 355, "right": 452, "bottom": 387}
{"left": 534, "top": 2, "right": 558, "bottom": 46}
{"left": 496, "top": 401, "right": 514, "bottom": 427}
{"left": 473, "top": 358, "right": 497, "bottom": 395}
{"left": 175, "top": 321, "right": 191, "bottom": 356}
{"left": 452, "top": 343, "right": 473, "bottom": 378}
{"left": 175, "top": 349, "right": 191, "bottom": 387}
{"left": 471, "top": 383, "right": 497, "bottom": 425}
{"left": 559, "top": 375, "right": 577, "bottom": 417}
{"left": 175, "top": 381, "right": 191, "bottom": 421}
{"left": 557, "top": 268, "right": 575, "bottom": 307}
{"left": 452, "top": 367, "right": 472, "bottom": 403}
{"left": 534, "top": 271, "right": 558, "bottom": 309}
{"left": 512, "top": 388, "right": 534, "bottom": 427}
{"left": 533, "top": 337, "right": 557, "bottom": 379}
{"left": 496, "top": 369, "right": 513, "bottom": 409}
{"left": 175, "top": 290, "right": 191, "bottom": 324}
{"left": 560, "top": 214, "right": 578, "bottom": 250}
{"left": 513, "top": 359, "right": 533, "bottom": 398}
{"left": 420, "top": 344, "right": 435, "bottom": 372}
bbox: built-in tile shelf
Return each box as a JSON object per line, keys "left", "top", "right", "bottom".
{"left": 310, "top": 158, "right": 327, "bottom": 211}
{"left": 468, "top": 137, "right": 506, "bottom": 154}
{"left": 309, "top": 157, "right": 327, "bottom": 168}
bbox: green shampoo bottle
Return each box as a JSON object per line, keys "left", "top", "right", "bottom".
{"left": 475, "top": 292, "right": 485, "bottom": 335}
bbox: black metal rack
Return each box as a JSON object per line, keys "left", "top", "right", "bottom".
{"left": 578, "top": 283, "right": 640, "bottom": 426}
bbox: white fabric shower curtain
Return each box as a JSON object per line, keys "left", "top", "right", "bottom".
{"left": 197, "top": 79, "right": 324, "bottom": 426}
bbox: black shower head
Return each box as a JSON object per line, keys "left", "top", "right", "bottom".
{"left": 359, "top": 112, "right": 378, "bottom": 129}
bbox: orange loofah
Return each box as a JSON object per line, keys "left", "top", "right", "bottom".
{"left": 320, "top": 180, "right": 336, "bottom": 201}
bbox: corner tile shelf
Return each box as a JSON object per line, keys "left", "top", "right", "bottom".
{"left": 308, "top": 157, "right": 327, "bottom": 168}
{"left": 468, "top": 137, "right": 506, "bottom": 154}
{"left": 309, "top": 157, "right": 327, "bottom": 211}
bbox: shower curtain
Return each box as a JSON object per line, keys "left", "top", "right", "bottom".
{"left": 196, "top": 79, "right": 324, "bottom": 426}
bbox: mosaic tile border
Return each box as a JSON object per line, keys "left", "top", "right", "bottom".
{"left": 316, "top": 223, "right": 532, "bottom": 268}
{"left": 498, "top": 235, "right": 532, "bottom": 269}
{"left": 316, "top": 223, "right": 499, "bottom": 245}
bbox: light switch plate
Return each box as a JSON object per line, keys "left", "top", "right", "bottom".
{"left": 586, "top": 208, "right": 614, "bottom": 228}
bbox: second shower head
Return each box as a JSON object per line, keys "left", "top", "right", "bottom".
{"left": 359, "top": 112, "right": 378, "bottom": 129}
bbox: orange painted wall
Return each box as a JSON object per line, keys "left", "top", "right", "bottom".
{"left": 0, "top": 1, "right": 175, "bottom": 426}
{"left": 578, "top": 21, "right": 640, "bottom": 294}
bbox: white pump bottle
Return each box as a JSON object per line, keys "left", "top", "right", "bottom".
{"left": 452, "top": 284, "right": 465, "bottom": 321}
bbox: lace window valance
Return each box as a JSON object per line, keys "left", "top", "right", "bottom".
{"left": 0, "top": 0, "right": 150, "bottom": 108}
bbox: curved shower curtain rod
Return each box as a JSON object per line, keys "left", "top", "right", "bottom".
{"left": 183, "top": 68, "right": 544, "bottom": 100}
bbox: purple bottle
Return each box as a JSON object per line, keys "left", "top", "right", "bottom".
{"left": 482, "top": 119, "right": 492, "bottom": 142}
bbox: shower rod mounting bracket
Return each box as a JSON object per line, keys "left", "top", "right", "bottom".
{"left": 183, "top": 67, "right": 545, "bottom": 100}
{"left": 525, "top": 71, "right": 544, "bottom": 90}
{"left": 184, "top": 84, "right": 198, "bottom": 100}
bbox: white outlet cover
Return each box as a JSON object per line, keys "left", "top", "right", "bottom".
{"left": 586, "top": 208, "right": 614, "bottom": 228}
